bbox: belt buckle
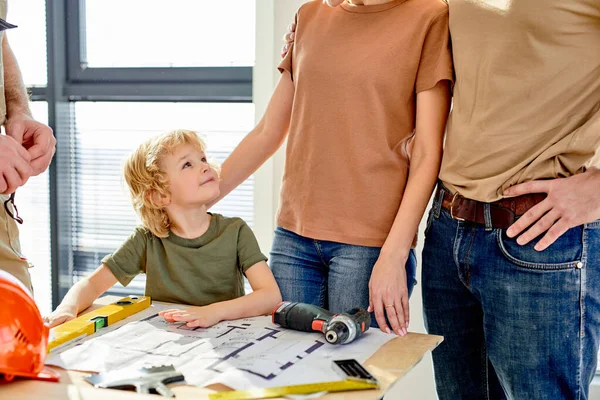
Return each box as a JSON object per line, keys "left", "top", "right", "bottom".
{"left": 450, "top": 192, "right": 466, "bottom": 222}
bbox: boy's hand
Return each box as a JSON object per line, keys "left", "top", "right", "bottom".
{"left": 43, "top": 306, "right": 78, "bottom": 328}
{"left": 159, "top": 304, "right": 223, "bottom": 328}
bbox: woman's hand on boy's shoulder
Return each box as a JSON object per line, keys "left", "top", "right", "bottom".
{"left": 281, "top": 0, "right": 345, "bottom": 57}
{"left": 43, "top": 306, "right": 78, "bottom": 328}
{"left": 158, "top": 305, "right": 223, "bottom": 328}
{"left": 281, "top": 22, "right": 295, "bottom": 59}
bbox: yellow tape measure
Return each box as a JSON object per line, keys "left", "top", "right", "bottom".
{"left": 208, "top": 379, "right": 379, "bottom": 400}
{"left": 48, "top": 295, "right": 151, "bottom": 353}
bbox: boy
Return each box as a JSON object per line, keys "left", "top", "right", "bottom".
{"left": 45, "top": 130, "right": 281, "bottom": 328}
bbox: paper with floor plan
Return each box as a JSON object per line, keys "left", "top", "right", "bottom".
{"left": 45, "top": 302, "right": 395, "bottom": 390}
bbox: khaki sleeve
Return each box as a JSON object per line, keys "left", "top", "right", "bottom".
{"left": 237, "top": 221, "right": 268, "bottom": 274}
{"left": 101, "top": 227, "right": 147, "bottom": 287}
{"left": 277, "top": 13, "right": 298, "bottom": 78}
{"left": 415, "top": 8, "right": 454, "bottom": 93}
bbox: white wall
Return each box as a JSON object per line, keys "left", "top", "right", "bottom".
{"left": 252, "top": 1, "right": 438, "bottom": 398}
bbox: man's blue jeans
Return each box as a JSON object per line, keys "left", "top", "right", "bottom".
{"left": 422, "top": 186, "right": 600, "bottom": 399}
{"left": 271, "top": 227, "right": 417, "bottom": 326}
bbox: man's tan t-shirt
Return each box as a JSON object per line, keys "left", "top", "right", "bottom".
{"left": 440, "top": 0, "right": 600, "bottom": 202}
{"left": 278, "top": 0, "right": 453, "bottom": 247}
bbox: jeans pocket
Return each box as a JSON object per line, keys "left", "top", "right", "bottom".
{"left": 496, "top": 227, "right": 582, "bottom": 271}
{"left": 424, "top": 208, "right": 435, "bottom": 237}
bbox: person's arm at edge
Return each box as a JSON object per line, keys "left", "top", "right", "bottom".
{"left": 208, "top": 72, "right": 294, "bottom": 208}
{"left": 44, "top": 265, "right": 119, "bottom": 327}
{"left": 3, "top": 34, "right": 56, "bottom": 175}
{"left": 368, "top": 80, "right": 452, "bottom": 335}
{"left": 3, "top": 34, "right": 31, "bottom": 119}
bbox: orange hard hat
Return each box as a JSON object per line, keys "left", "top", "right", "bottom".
{"left": 0, "top": 270, "right": 60, "bottom": 382}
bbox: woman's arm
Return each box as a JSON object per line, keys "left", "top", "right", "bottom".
{"left": 44, "top": 264, "right": 119, "bottom": 327}
{"left": 369, "top": 80, "right": 452, "bottom": 335}
{"left": 160, "top": 261, "right": 282, "bottom": 327}
{"left": 209, "top": 72, "right": 295, "bottom": 208}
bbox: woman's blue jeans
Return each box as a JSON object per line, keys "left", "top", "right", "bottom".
{"left": 270, "top": 227, "right": 417, "bottom": 328}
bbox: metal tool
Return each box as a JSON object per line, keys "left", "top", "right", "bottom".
{"left": 332, "top": 359, "right": 377, "bottom": 384}
{"left": 84, "top": 364, "right": 185, "bottom": 398}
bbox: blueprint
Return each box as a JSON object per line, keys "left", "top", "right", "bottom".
{"left": 46, "top": 302, "right": 395, "bottom": 390}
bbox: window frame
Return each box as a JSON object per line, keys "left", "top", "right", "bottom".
{"left": 64, "top": 0, "right": 252, "bottom": 102}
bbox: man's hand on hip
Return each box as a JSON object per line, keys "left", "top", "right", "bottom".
{"left": 0, "top": 134, "right": 33, "bottom": 194}
{"left": 504, "top": 168, "right": 600, "bottom": 251}
{"left": 5, "top": 113, "right": 56, "bottom": 176}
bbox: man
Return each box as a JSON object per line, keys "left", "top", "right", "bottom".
{"left": 0, "top": 0, "right": 56, "bottom": 293}
{"left": 284, "top": 0, "right": 600, "bottom": 398}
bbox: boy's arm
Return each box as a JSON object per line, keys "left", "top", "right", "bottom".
{"left": 160, "top": 261, "right": 282, "bottom": 327}
{"left": 368, "top": 80, "right": 452, "bottom": 335}
{"left": 44, "top": 264, "right": 118, "bottom": 328}
{"left": 218, "top": 261, "right": 282, "bottom": 320}
{"left": 208, "top": 72, "right": 294, "bottom": 208}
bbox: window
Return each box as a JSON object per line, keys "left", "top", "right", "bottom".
{"left": 47, "top": 1, "right": 256, "bottom": 304}
{"left": 10, "top": 0, "right": 257, "bottom": 310}
{"left": 83, "top": 0, "right": 255, "bottom": 68}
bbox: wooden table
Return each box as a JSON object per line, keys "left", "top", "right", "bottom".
{"left": 0, "top": 296, "right": 442, "bottom": 400}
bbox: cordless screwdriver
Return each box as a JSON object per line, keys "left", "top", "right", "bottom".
{"left": 272, "top": 301, "right": 371, "bottom": 345}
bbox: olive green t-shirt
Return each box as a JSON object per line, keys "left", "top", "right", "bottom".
{"left": 101, "top": 213, "right": 267, "bottom": 305}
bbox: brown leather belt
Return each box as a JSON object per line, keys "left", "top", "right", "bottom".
{"left": 438, "top": 186, "right": 546, "bottom": 230}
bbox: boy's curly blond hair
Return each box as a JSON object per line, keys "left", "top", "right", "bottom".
{"left": 123, "top": 129, "right": 219, "bottom": 238}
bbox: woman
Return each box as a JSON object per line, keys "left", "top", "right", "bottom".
{"left": 212, "top": 0, "right": 452, "bottom": 336}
